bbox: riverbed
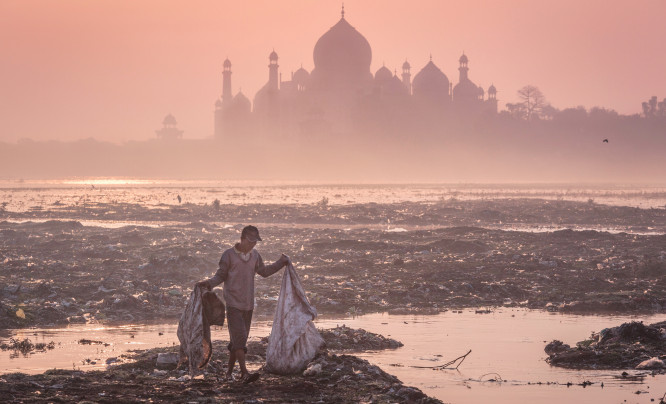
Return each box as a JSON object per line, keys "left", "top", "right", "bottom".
{"left": 2, "top": 310, "right": 665, "bottom": 404}
{"left": 2, "top": 181, "right": 665, "bottom": 402}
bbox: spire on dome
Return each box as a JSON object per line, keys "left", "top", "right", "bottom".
{"left": 341, "top": 3, "right": 345, "bottom": 19}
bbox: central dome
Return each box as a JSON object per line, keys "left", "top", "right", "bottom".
{"left": 310, "top": 17, "right": 373, "bottom": 91}
{"left": 313, "top": 18, "right": 372, "bottom": 70}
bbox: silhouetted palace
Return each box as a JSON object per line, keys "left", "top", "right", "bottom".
{"left": 214, "top": 7, "right": 498, "bottom": 140}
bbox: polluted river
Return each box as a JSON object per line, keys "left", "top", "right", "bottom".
{"left": 1, "top": 181, "right": 665, "bottom": 403}
{"left": 2, "top": 311, "right": 666, "bottom": 403}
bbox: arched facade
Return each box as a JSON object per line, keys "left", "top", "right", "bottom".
{"left": 213, "top": 7, "right": 498, "bottom": 140}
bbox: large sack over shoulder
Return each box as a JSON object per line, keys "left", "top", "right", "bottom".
{"left": 177, "top": 286, "right": 225, "bottom": 374}
{"left": 265, "top": 262, "right": 324, "bottom": 374}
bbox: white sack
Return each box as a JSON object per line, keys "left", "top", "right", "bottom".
{"left": 265, "top": 262, "right": 324, "bottom": 374}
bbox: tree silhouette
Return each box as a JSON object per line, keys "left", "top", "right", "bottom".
{"left": 516, "top": 85, "right": 547, "bottom": 121}
{"left": 640, "top": 95, "right": 666, "bottom": 118}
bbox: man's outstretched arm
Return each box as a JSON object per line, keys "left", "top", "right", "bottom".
{"left": 256, "top": 253, "right": 289, "bottom": 278}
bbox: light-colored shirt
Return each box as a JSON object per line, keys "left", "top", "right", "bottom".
{"left": 207, "top": 247, "right": 282, "bottom": 311}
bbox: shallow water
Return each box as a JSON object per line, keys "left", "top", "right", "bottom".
{"left": 2, "top": 310, "right": 664, "bottom": 404}
{"left": 2, "top": 180, "right": 665, "bottom": 211}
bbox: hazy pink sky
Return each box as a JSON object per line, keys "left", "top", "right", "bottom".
{"left": 1, "top": 0, "right": 665, "bottom": 142}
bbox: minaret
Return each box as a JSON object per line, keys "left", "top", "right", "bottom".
{"left": 222, "top": 58, "right": 232, "bottom": 104}
{"left": 487, "top": 84, "right": 498, "bottom": 114}
{"left": 401, "top": 60, "right": 411, "bottom": 94}
{"left": 268, "top": 50, "right": 279, "bottom": 91}
{"left": 488, "top": 84, "right": 497, "bottom": 101}
{"left": 458, "top": 52, "right": 469, "bottom": 82}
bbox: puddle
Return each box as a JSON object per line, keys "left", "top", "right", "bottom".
{"left": 2, "top": 310, "right": 665, "bottom": 403}
{"left": 319, "top": 310, "right": 666, "bottom": 404}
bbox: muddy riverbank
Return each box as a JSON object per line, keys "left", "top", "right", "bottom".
{"left": 1, "top": 198, "right": 665, "bottom": 330}
{"left": 0, "top": 326, "right": 440, "bottom": 403}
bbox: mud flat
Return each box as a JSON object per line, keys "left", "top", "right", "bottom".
{"left": 1, "top": 198, "right": 665, "bottom": 329}
{"left": 0, "top": 326, "right": 440, "bottom": 403}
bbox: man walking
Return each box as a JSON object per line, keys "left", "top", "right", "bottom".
{"left": 197, "top": 225, "right": 289, "bottom": 383}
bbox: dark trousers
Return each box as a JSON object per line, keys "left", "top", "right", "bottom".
{"left": 226, "top": 306, "right": 253, "bottom": 353}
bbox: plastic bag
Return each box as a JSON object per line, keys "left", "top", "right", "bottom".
{"left": 265, "top": 262, "right": 324, "bottom": 374}
{"left": 177, "top": 286, "right": 225, "bottom": 374}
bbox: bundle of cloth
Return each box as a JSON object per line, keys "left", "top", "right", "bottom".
{"left": 177, "top": 285, "right": 226, "bottom": 374}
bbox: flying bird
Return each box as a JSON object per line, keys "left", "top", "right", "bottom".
{"left": 603, "top": 139, "right": 609, "bottom": 143}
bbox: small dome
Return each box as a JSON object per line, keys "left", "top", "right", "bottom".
{"left": 453, "top": 78, "right": 479, "bottom": 101}
{"left": 488, "top": 84, "right": 497, "bottom": 94}
{"left": 215, "top": 99, "right": 223, "bottom": 107}
{"left": 223, "top": 58, "right": 231, "bottom": 68}
{"left": 402, "top": 60, "right": 411, "bottom": 70}
{"left": 293, "top": 66, "right": 310, "bottom": 84}
{"left": 233, "top": 92, "right": 251, "bottom": 110}
{"left": 269, "top": 50, "right": 278, "bottom": 61}
{"left": 384, "top": 74, "right": 408, "bottom": 96}
{"left": 459, "top": 53, "right": 468, "bottom": 64}
{"left": 375, "top": 65, "right": 392, "bottom": 82}
{"left": 413, "top": 60, "right": 450, "bottom": 101}
{"left": 163, "top": 114, "right": 177, "bottom": 126}
{"left": 478, "top": 86, "right": 485, "bottom": 96}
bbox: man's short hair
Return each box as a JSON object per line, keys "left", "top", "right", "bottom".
{"left": 241, "top": 225, "right": 262, "bottom": 241}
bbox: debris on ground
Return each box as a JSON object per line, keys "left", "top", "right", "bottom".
{"left": 545, "top": 320, "right": 666, "bottom": 372}
{"left": 0, "top": 338, "right": 55, "bottom": 356}
{"left": 1, "top": 199, "right": 664, "bottom": 330}
{"left": 315, "top": 324, "right": 403, "bottom": 351}
{"left": 0, "top": 328, "right": 441, "bottom": 403}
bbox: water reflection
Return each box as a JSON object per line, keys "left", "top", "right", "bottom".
{"left": 2, "top": 310, "right": 665, "bottom": 404}
{"left": 2, "top": 181, "right": 665, "bottom": 212}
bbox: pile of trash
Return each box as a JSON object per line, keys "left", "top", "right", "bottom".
{"left": 318, "top": 324, "right": 403, "bottom": 351}
{"left": 545, "top": 320, "right": 666, "bottom": 372}
{"left": 302, "top": 352, "right": 438, "bottom": 403}
{"left": 0, "top": 338, "right": 55, "bottom": 356}
{"left": 0, "top": 327, "right": 441, "bottom": 403}
{"left": 2, "top": 198, "right": 666, "bottom": 331}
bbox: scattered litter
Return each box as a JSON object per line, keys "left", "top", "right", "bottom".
{"left": 546, "top": 320, "right": 666, "bottom": 372}
{"left": 0, "top": 338, "right": 55, "bottom": 355}
{"left": 636, "top": 357, "right": 665, "bottom": 369}
{"left": 156, "top": 352, "right": 179, "bottom": 367}
{"left": 78, "top": 339, "right": 109, "bottom": 346}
